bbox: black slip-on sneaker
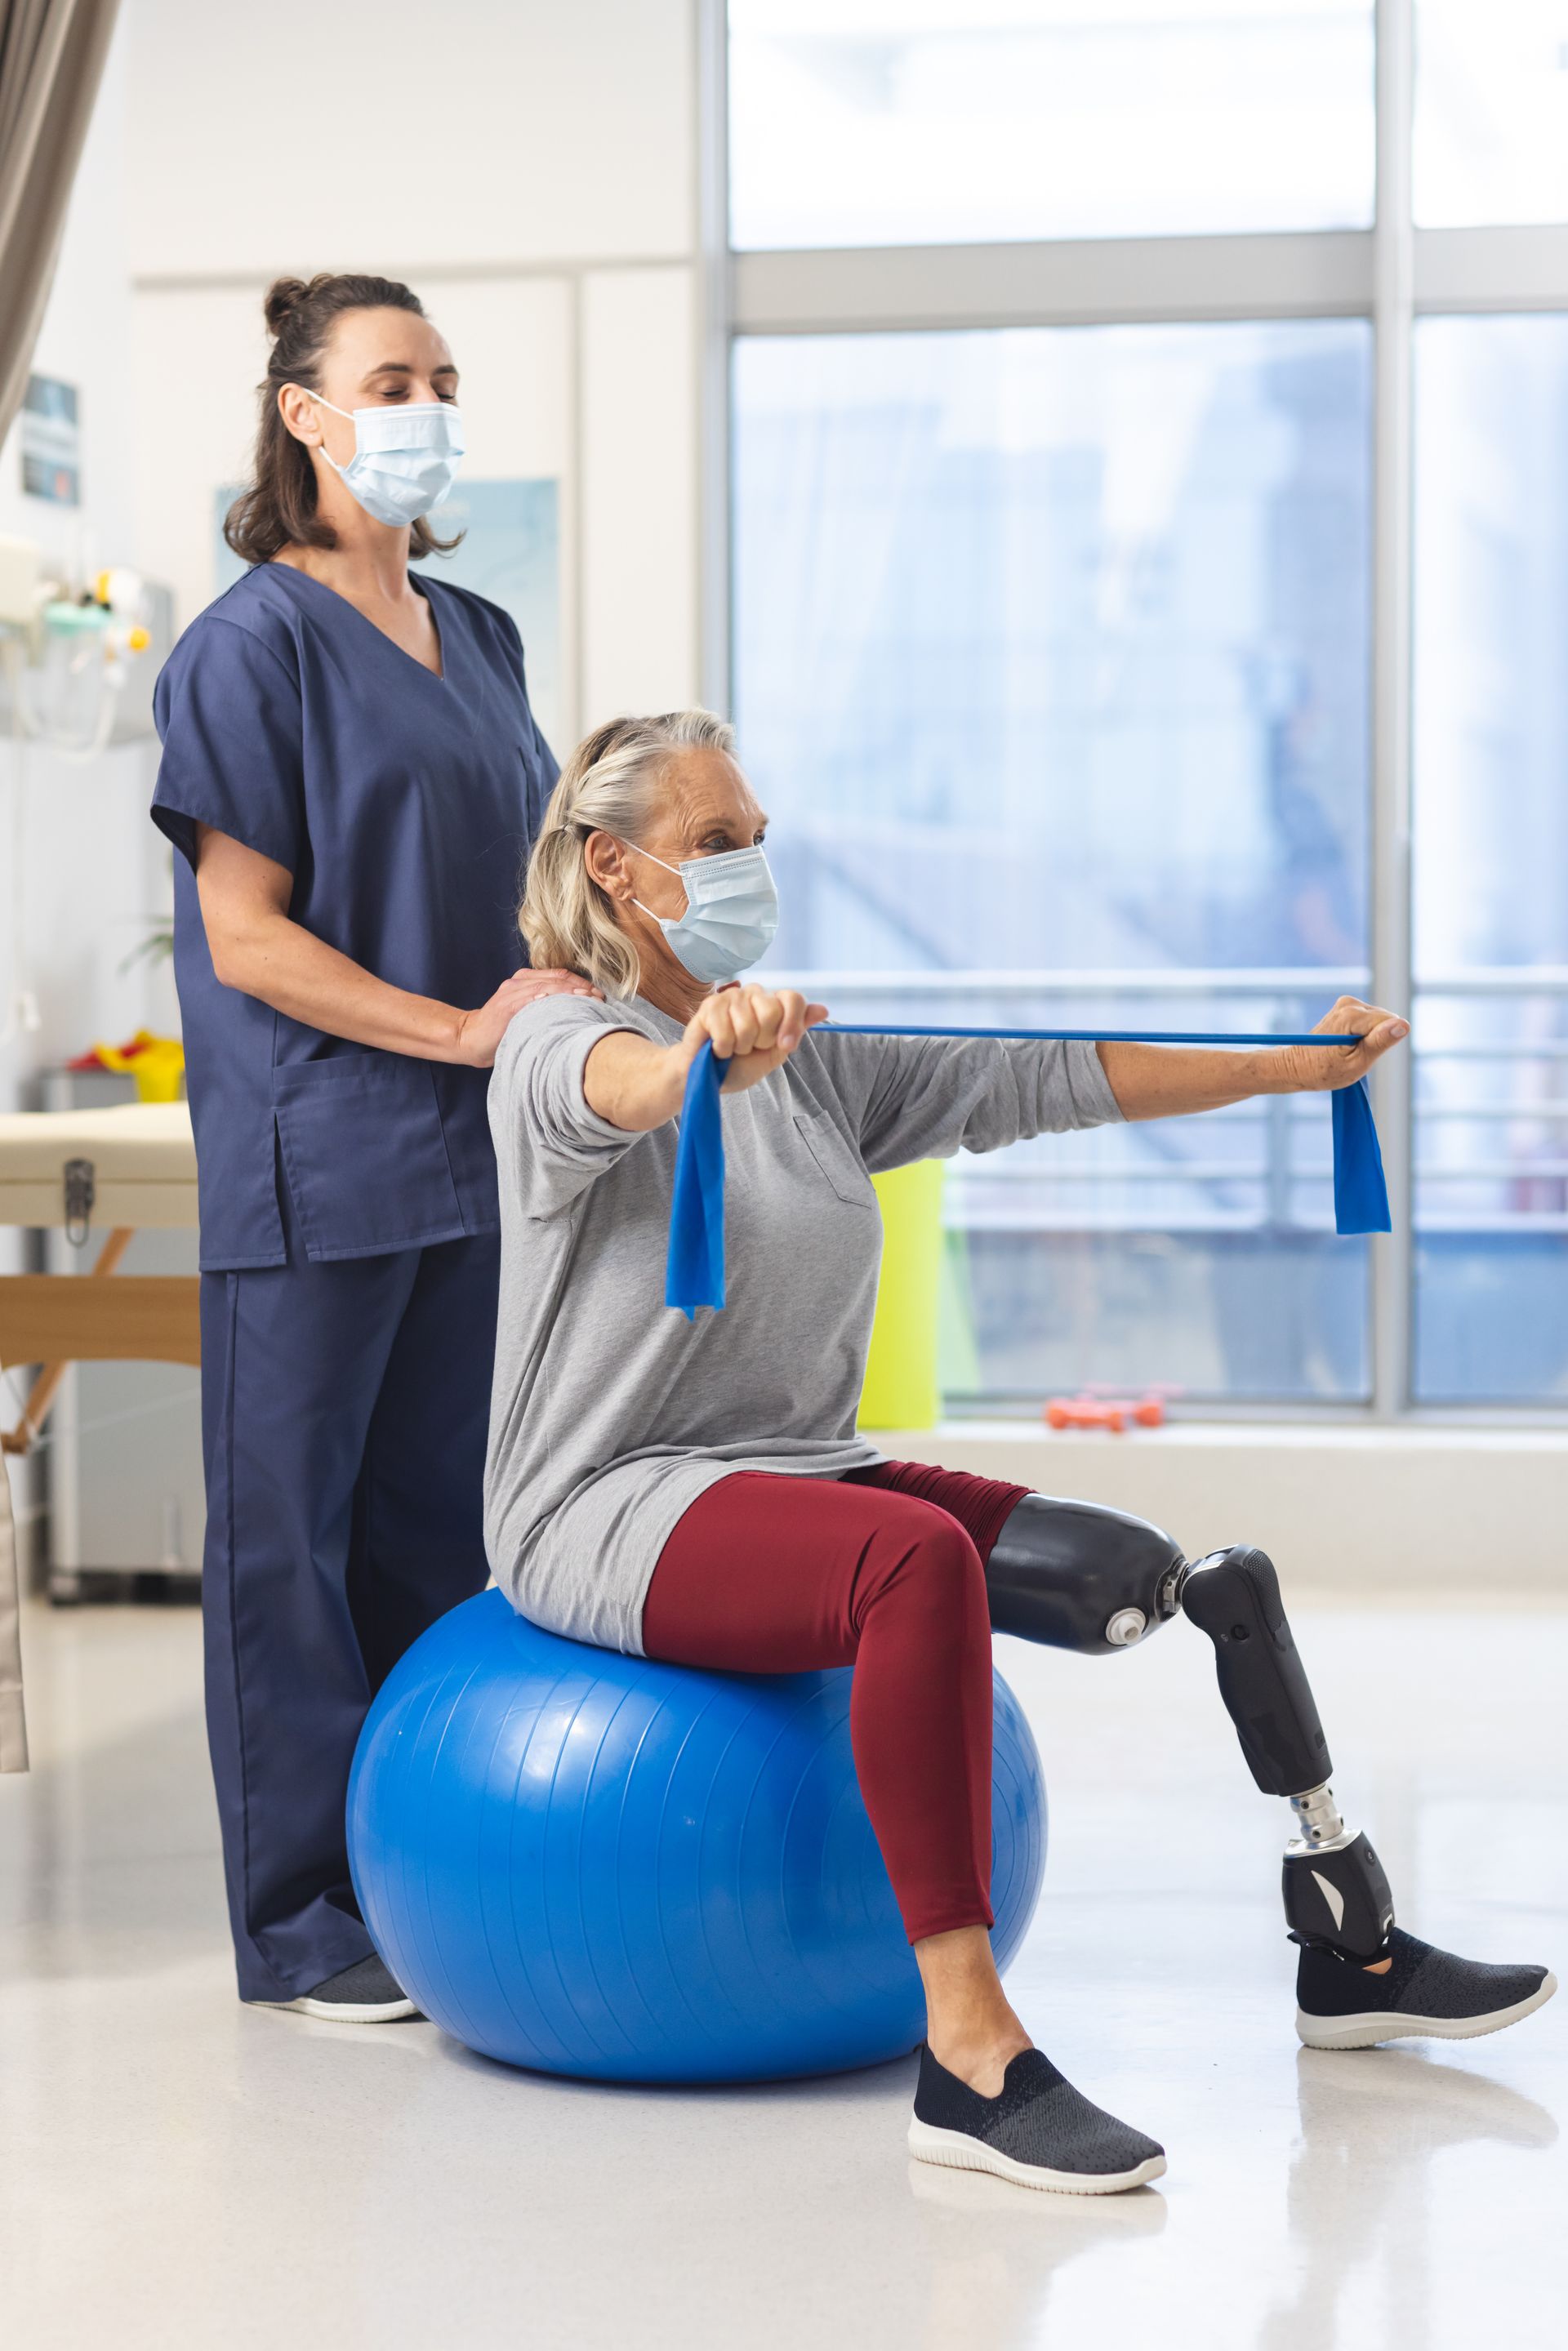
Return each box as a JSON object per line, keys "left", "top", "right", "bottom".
{"left": 908, "top": 2046, "right": 1166, "bottom": 2196}
{"left": 1295, "top": 1927, "right": 1556, "bottom": 2050}
{"left": 249, "top": 1954, "right": 420, "bottom": 2023}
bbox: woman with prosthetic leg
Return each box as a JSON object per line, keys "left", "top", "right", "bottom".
{"left": 985, "top": 1498, "right": 1557, "bottom": 2049}
{"left": 488, "top": 711, "right": 1555, "bottom": 2197}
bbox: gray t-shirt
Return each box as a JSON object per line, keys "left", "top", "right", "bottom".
{"left": 483, "top": 995, "right": 1124, "bottom": 1654}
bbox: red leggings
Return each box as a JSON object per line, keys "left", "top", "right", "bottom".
{"left": 641, "top": 1462, "right": 1028, "bottom": 1945}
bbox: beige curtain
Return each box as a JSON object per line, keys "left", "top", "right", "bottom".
{"left": 0, "top": 0, "right": 120, "bottom": 448}
{"left": 0, "top": 1453, "right": 24, "bottom": 1770}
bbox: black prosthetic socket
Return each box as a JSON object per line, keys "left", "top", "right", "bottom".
{"left": 1282, "top": 1832, "right": 1395, "bottom": 1961}
{"left": 1178, "top": 1546, "right": 1333, "bottom": 1797}
{"left": 984, "top": 1494, "right": 1186, "bottom": 1654}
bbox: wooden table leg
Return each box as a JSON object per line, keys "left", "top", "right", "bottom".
{"left": 1, "top": 1227, "right": 136, "bottom": 1457}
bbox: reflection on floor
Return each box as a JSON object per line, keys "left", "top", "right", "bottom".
{"left": 1, "top": 1593, "right": 1562, "bottom": 2350}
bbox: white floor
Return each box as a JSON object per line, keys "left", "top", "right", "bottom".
{"left": 1, "top": 1592, "right": 1563, "bottom": 2351}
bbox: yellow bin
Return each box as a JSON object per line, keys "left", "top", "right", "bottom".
{"left": 859, "top": 1160, "right": 945, "bottom": 1431}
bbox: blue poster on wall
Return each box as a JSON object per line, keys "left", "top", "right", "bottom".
{"left": 214, "top": 476, "right": 563, "bottom": 750}
{"left": 21, "top": 375, "right": 80, "bottom": 505}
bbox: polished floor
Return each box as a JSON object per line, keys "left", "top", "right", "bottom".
{"left": 1, "top": 1590, "right": 1563, "bottom": 2350}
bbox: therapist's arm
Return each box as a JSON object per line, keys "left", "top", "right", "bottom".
{"left": 1096, "top": 995, "right": 1409, "bottom": 1120}
{"left": 194, "top": 826, "right": 598, "bottom": 1069}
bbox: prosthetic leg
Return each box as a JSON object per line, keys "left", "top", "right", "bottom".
{"left": 986, "top": 1500, "right": 1395, "bottom": 1957}
{"left": 1176, "top": 1546, "right": 1394, "bottom": 1958}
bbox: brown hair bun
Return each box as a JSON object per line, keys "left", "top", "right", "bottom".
{"left": 262, "top": 277, "right": 312, "bottom": 338}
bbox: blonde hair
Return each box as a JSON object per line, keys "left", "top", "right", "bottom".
{"left": 520, "top": 710, "right": 737, "bottom": 998}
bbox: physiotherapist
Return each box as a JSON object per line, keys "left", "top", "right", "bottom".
{"left": 150, "top": 271, "right": 594, "bottom": 2020}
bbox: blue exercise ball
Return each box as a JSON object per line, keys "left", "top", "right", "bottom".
{"left": 347, "top": 1587, "right": 1046, "bottom": 2085}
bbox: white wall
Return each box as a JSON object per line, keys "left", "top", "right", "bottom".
{"left": 123, "top": 0, "right": 704, "bottom": 743}
{"left": 124, "top": 2, "right": 696, "bottom": 281}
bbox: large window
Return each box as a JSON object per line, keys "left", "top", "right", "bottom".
{"left": 1415, "top": 0, "right": 1568, "bottom": 227}
{"left": 719, "top": 0, "right": 1568, "bottom": 1414}
{"left": 729, "top": 1, "right": 1376, "bottom": 248}
{"left": 734, "top": 324, "right": 1373, "bottom": 1402}
{"left": 1412, "top": 318, "right": 1568, "bottom": 1400}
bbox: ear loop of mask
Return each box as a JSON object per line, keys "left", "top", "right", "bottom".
{"left": 622, "top": 840, "right": 686, "bottom": 928}
{"left": 290, "top": 385, "right": 355, "bottom": 476}
{"left": 293, "top": 386, "right": 353, "bottom": 420}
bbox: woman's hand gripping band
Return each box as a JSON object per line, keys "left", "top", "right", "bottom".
{"left": 1089, "top": 995, "right": 1408, "bottom": 1122}
{"left": 583, "top": 983, "right": 829, "bottom": 1132}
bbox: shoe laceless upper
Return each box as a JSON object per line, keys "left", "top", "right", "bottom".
{"left": 914, "top": 2046, "right": 1164, "bottom": 2175}
{"left": 304, "top": 1954, "right": 408, "bottom": 2003}
{"left": 1297, "top": 1926, "right": 1548, "bottom": 2021}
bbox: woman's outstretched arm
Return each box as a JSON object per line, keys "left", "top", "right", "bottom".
{"left": 1096, "top": 995, "right": 1408, "bottom": 1121}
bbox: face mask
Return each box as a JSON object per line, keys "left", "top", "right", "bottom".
{"left": 629, "top": 843, "right": 780, "bottom": 985}
{"left": 296, "top": 389, "right": 466, "bottom": 528}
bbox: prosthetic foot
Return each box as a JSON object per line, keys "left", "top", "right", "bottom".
{"left": 1292, "top": 1929, "right": 1555, "bottom": 2049}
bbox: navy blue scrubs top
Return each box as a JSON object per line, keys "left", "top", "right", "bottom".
{"left": 151, "top": 563, "right": 558, "bottom": 1271}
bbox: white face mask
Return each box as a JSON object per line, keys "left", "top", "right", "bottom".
{"left": 628, "top": 842, "right": 781, "bottom": 985}
{"left": 296, "top": 388, "right": 466, "bottom": 528}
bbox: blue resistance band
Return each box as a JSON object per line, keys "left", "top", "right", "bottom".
{"left": 666, "top": 1026, "right": 1390, "bottom": 1317}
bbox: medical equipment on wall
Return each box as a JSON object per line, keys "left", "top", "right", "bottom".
{"left": 0, "top": 536, "right": 158, "bottom": 759}
{"left": 0, "top": 535, "right": 173, "bottom": 1043}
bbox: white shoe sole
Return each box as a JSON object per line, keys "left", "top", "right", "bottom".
{"left": 1296, "top": 1970, "right": 1557, "bottom": 2050}
{"left": 907, "top": 2119, "right": 1166, "bottom": 2196}
{"left": 250, "top": 1993, "right": 420, "bottom": 2023}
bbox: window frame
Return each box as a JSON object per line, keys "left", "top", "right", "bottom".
{"left": 697, "top": 0, "right": 1568, "bottom": 1425}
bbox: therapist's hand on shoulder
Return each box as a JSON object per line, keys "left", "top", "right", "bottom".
{"left": 455, "top": 968, "right": 602, "bottom": 1069}
{"left": 683, "top": 985, "right": 828, "bottom": 1097}
{"left": 193, "top": 826, "right": 599, "bottom": 1071}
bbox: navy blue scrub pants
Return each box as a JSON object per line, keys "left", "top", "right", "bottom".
{"left": 199, "top": 1186, "right": 499, "bottom": 2001}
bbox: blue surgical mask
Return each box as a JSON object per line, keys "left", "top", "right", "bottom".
{"left": 630, "top": 843, "right": 780, "bottom": 985}
{"left": 299, "top": 390, "right": 466, "bottom": 528}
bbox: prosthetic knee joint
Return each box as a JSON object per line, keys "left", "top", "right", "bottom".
{"left": 1178, "top": 1547, "right": 1394, "bottom": 1958}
